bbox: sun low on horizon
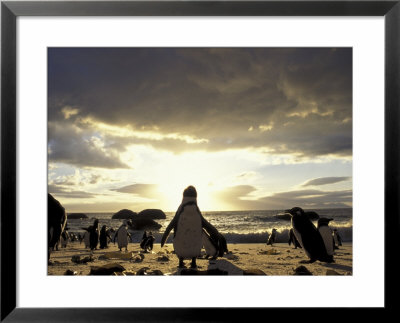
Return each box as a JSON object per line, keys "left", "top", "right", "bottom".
{"left": 48, "top": 48, "right": 352, "bottom": 213}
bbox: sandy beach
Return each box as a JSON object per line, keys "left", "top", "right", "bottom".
{"left": 48, "top": 241, "right": 352, "bottom": 276}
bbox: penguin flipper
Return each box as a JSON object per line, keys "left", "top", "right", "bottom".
{"left": 160, "top": 217, "right": 178, "bottom": 247}
{"left": 201, "top": 216, "right": 219, "bottom": 240}
{"left": 201, "top": 216, "right": 227, "bottom": 256}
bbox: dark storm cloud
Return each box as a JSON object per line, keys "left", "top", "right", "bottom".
{"left": 215, "top": 185, "right": 352, "bottom": 210}
{"left": 302, "top": 176, "right": 351, "bottom": 187}
{"left": 48, "top": 121, "right": 129, "bottom": 169}
{"left": 48, "top": 48, "right": 352, "bottom": 167}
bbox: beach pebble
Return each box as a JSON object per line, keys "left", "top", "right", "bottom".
{"left": 133, "top": 254, "right": 144, "bottom": 263}
{"left": 243, "top": 269, "right": 267, "bottom": 275}
{"left": 135, "top": 268, "right": 164, "bottom": 275}
{"left": 64, "top": 269, "right": 77, "bottom": 275}
{"left": 136, "top": 267, "right": 150, "bottom": 275}
{"left": 157, "top": 255, "right": 170, "bottom": 262}
{"left": 71, "top": 255, "right": 93, "bottom": 264}
{"left": 258, "top": 249, "right": 280, "bottom": 255}
{"left": 326, "top": 269, "right": 341, "bottom": 275}
{"left": 89, "top": 263, "right": 126, "bottom": 275}
{"left": 149, "top": 270, "right": 164, "bottom": 275}
{"left": 293, "top": 266, "right": 313, "bottom": 275}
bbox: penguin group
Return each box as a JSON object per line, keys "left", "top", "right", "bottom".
{"left": 287, "top": 206, "right": 336, "bottom": 263}
{"left": 161, "top": 186, "right": 228, "bottom": 269}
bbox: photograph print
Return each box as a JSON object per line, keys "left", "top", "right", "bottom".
{"left": 48, "top": 48, "right": 352, "bottom": 276}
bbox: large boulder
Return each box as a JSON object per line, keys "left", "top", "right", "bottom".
{"left": 67, "top": 213, "right": 88, "bottom": 219}
{"left": 112, "top": 209, "right": 137, "bottom": 219}
{"left": 129, "top": 218, "right": 162, "bottom": 230}
{"left": 137, "top": 209, "right": 166, "bottom": 219}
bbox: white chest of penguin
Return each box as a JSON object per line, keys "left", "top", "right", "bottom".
{"left": 173, "top": 206, "right": 203, "bottom": 259}
{"left": 319, "top": 226, "right": 334, "bottom": 256}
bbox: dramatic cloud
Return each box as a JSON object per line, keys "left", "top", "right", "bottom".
{"left": 48, "top": 185, "right": 96, "bottom": 199}
{"left": 48, "top": 48, "right": 352, "bottom": 168}
{"left": 48, "top": 121, "right": 130, "bottom": 169}
{"left": 110, "top": 184, "right": 159, "bottom": 199}
{"left": 48, "top": 48, "right": 353, "bottom": 211}
{"left": 214, "top": 185, "right": 352, "bottom": 210}
{"left": 258, "top": 189, "right": 352, "bottom": 209}
{"left": 302, "top": 176, "right": 351, "bottom": 187}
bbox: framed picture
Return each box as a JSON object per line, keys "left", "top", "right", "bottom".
{"left": 1, "top": 0, "right": 398, "bottom": 321}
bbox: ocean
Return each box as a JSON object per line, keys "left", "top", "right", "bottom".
{"left": 66, "top": 208, "right": 352, "bottom": 244}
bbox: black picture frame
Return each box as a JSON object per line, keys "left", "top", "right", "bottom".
{"left": 1, "top": 0, "right": 399, "bottom": 321}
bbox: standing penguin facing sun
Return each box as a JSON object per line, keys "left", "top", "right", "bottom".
{"left": 161, "top": 185, "right": 221, "bottom": 269}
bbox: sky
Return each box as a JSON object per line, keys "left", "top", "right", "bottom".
{"left": 48, "top": 48, "right": 352, "bottom": 212}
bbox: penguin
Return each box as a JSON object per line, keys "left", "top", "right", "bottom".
{"left": 48, "top": 193, "right": 67, "bottom": 260}
{"left": 114, "top": 220, "right": 131, "bottom": 251}
{"left": 143, "top": 232, "right": 155, "bottom": 252}
{"left": 332, "top": 229, "right": 342, "bottom": 249}
{"left": 161, "top": 185, "right": 224, "bottom": 269}
{"left": 266, "top": 228, "right": 277, "bottom": 246}
{"left": 82, "top": 219, "right": 99, "bottom": 250}
{"left": 287, "top": 207, "right": 333, "bottom": 263}
{"left": 140, "top": 231, "right": 148, "bottom": 250}
{"left": 288, "top": 228, "right": 302, "bottom": 249}
{"left": 82, "top": 231, "right": 90, "bottom": 249}
{"left": 317, "top": 218, "right": 334, "bottom": 257}
{"left": 99, "top": 225, "right": 112, "bottom": 249}
{"left": 60, "top": 228, "right": 70, "bottom": 248}
{"left": 202, "top": 229, "right": 218, "bottom": 259}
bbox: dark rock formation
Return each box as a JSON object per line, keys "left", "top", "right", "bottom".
{"left": 71, "top": 255, "right": 94, "bottom": 264}
{"left": 67, "top": 213, "right": 88, "bottom": 219}
{"left": 89, "top": 263, "right": 126, "bottom": 275}
{"left": 112, "top": 209, "right": 137, "bottom": 219}
{"left": 137, "top": 209, "right": 166, "bottom": 219}
{"left": 243, "top": 269, "right": 267, "bottom": 275}
{"left": 157, "top": 255, "right": 169, "bottom": 262}
{"left": 293, "top": 265, "right": 313, "bottom": 275}
{"left": 129, "top": 218, "right": 161, "bottom": 230}
{"left": 64, "top": 269, "right": 78, "bottom": 275}
{"left": 136, "top": 268, "right": 164, "bottom": 275}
